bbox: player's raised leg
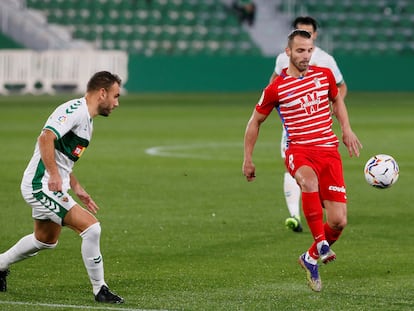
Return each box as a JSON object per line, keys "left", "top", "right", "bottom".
{"left": 321, "top": 200, "right": 347, "bottom": 264}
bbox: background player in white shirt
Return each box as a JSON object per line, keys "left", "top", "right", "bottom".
{"left": 0, "top": 71, "right": 124, "bottom": 304}
{"left": 269, "top": 16, "right": 348, "bottom": 232}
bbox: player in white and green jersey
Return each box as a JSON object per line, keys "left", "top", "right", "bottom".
{"left": 0, "top": 71, "right": 124, "bottom": 304}
{"left": 21, "top": 97, "right": 92, "bottom": 223}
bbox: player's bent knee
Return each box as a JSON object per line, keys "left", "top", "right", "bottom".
{"left": 329, "top": 220, "right": 347, "bottom": 231}
{"left": 80, "top": 222, "right": 101, "bottom": 241}
{"left": 33, "top": 235, "right": 58, "bottom": 250}
{"left": 338, "top": 220, "right": 347, "bottom": 231}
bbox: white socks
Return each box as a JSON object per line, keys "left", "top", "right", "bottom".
{"left": 80, "top": 222, "right": 106, "bottom": 295}
{"left": 0, "top": 233, "right": 57, "bottom": 271}
{"left": 283, "top": 172, "right": 301, "bottom": 219}
{"left": 0, "top": 223, "right": 107, "bottom": 295}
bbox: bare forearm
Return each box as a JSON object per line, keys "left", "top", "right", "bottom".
{"left": 70, "top": 173, "right": 82, "bottom": 193}
{"left": 333, "top": 97, "right": 362, "bottom": 157}
{"left": 70, "top": 173, "right": 99, "bottom": 214}
{"left": 243, "top": 110, "right": 268, "bottom": 181}
{"left": 244, "top": 119, "right": 260, "bottom": 162}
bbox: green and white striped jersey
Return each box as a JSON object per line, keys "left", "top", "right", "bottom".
{"left": 21, "top": 97, "right": 93, "bottom": 192}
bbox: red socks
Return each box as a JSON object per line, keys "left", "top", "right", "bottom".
{"left": 302, "top": 192, "right": 325, "bottom": 258}
{"left": 302, "top": 192, "right": 344, "bottom": 259}
{"left": 302, "top": 192, "right": 325, "bottom": 241}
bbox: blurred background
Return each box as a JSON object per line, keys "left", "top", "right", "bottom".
{"left": 1, "top": 0, "right": 413, "bottom": 93}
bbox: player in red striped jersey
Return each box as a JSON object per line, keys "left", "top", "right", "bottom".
{"left": 242, "top": 29, "right": 362, "bottom": 292}
{"left": 270, "top": 17, "right": 348, "bottom": 234}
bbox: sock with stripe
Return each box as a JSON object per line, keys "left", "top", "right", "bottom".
{"left": 80, "top": 222, "right": 107, "bottom": 295}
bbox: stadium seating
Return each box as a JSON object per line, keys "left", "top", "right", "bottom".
{"left": 279, "top": 0, "right": 414, "bottom": 55}
{"left": 25, "top": 0, "right": 261, "bottom": 56}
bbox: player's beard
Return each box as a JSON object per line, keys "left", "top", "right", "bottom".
{"left": 98, "top": 105, "right": 111, "bottom": 117}
{"left": 290, "top": 54, "right": 309, "bottom": 74}
{"left": 296, "top": 60, "right": 309, "bottom": 73}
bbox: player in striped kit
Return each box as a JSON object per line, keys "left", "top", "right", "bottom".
{"left": 243, "top": 30, "right": 362, "bottom": 291}
{"left": 0, "top": 71, "right": 124, "bottom": 303}
{"left": 270, "top": 16, "right": 348, "bottom": 233}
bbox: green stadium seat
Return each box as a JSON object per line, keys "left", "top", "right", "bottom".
{"left": 24, "top": 0, "right": 262, "bottom": 56}
{"left": 150, "top": 11, "right": 164, "bottom": 25}
{"left": 403, "top": 3, "right": 414, "bottom": 14}
{"left": 26, "top": 0, "right": 44, "bottom": 9}
{"left": 290, "top": 0, "right": 414, "bottom": 56}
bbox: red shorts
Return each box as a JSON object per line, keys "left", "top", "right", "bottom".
{"left": 284, "top": 146, "right": 347, "bottom": 203}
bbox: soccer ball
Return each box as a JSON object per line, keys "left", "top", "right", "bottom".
{"left": 364, "top": 154, "right": 399, "bottom": 189}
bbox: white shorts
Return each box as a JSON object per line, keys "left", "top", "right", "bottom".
{"left": 21, "top": 186, "right": 77, "bottom": 225}
{"left": 280, "top": 127, "right": 288, "bottom": 159}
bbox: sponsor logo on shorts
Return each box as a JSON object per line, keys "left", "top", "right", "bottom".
{"left": 328, "top": 185, "right": 346, "bottom": 193}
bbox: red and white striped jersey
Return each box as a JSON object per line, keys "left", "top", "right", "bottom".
{"left": 256, "top": 65, "right": 339, "bottom": 148}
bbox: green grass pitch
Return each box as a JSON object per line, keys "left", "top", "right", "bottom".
{"left": 0, "top": 92, "right": 413, "bottom": 310}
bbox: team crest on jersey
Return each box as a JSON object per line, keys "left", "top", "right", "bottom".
{"left": 72, "top": 145, "right": 86, "bottom": 158}
{"left": 299, "top": 92, "right": 320, "bottom": 115}
{"left": 313, "top": 78, "right": 321, "bottom": 88}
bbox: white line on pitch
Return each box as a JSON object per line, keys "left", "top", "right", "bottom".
{"left": 145, "top": 142, "right": 243, "bottom": 160}
{"left": 0, "top": 300, "right": 169, "bottom": 311}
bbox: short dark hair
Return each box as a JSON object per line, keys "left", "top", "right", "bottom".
{"left": 287, "top": 29, "right": 312, "bottom": 47}
{"left": 87, "top": 71, "right": 122, "bottom": 92}
{"left": 292, "top": 16, "right": 318, "bottom": 32}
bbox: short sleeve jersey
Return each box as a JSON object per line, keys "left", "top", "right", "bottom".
{"left": 21, "top": 97, "right": 93, "bottom": 192}
{"left": 274, "top": 46, "right": 344, "bottom": 85}
{"left": 256, "top": 66, "right": 339, "bottom": 148}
